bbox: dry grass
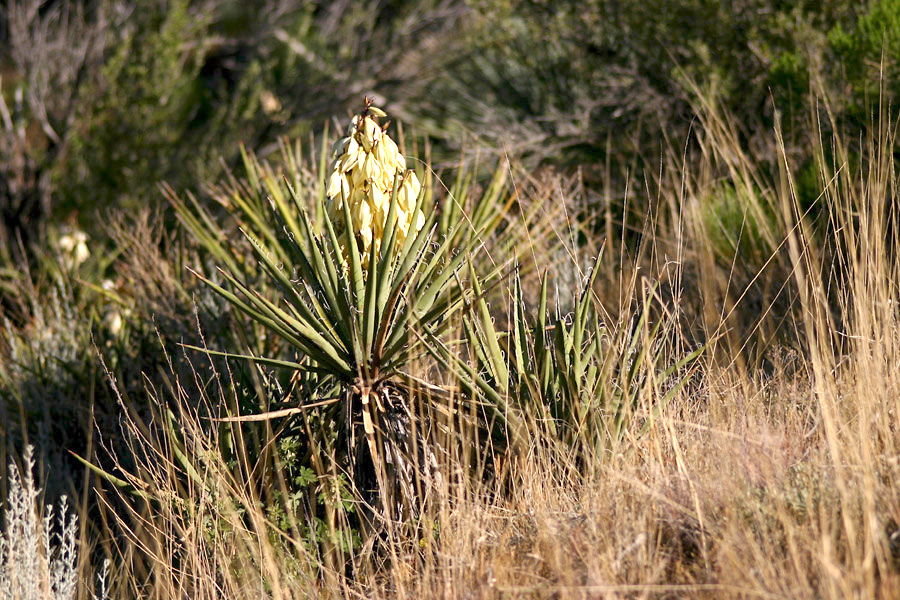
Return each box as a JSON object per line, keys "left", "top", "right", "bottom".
{"left": 88, "top": 346, "right": 900, "bottom": 599}
{"left": 6, "top": 96, "right": 900, "bottom": 599}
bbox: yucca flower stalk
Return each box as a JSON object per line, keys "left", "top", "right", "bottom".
{"left": 326, "top": 102, "right": 425, "bottom": 269}
{"left": 176, "top": 101, "right": 504, "bottom": 523}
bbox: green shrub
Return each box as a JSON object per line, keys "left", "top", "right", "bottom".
{"left": 829, "top": 0, "right": 900, "bottom": 113}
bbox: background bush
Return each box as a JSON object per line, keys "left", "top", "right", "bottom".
{"left": 3, "top": 0, "right": 897, "bottom": 243}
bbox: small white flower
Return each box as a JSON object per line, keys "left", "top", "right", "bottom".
{"left": 260, "top": 90, "right": 282, "bottom": 115}
{"left": 103, "top": 310, "right": 124, "bottom": 336}
{"left": 58, "top": 230, "right": 89, "bottom": 270}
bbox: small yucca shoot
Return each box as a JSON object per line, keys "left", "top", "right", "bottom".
{"left": 437, "top": 251, "right": 704, "bottom": 456}
{"left": 179, "top": 101, "right": 493, "bottom": 520}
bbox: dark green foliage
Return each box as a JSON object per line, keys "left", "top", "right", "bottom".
{"left": 8, "top": 0, "right": 900, "bottom": 248}
{"left": 2, "top": 0, "right": 461, "bottom": 249}
{"left": 406, "top": 1, "right": 859, "bottom": 164}
{"left": 829, "top": 0, "right": 900, "bottom": 113}
{"left": 62, "top": 0, "right": 271, "bottom": 213}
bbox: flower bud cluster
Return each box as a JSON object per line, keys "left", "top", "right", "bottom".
{"left": 326, "top": 107, "right": 425, "bottom": 268}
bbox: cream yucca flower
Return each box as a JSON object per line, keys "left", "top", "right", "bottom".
{"left": 326, "top": 102, "right": 424, "bottom": 269}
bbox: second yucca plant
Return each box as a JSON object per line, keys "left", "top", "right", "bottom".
{"left": 178, "top": 100, "right": 498, "bottom": 522}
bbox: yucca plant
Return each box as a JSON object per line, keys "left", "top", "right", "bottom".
{"left": 437, "top": 250, "right": 704, "bottom": 459}
{"left": 173, "top": 100, "right": 515, "bottom": 523}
